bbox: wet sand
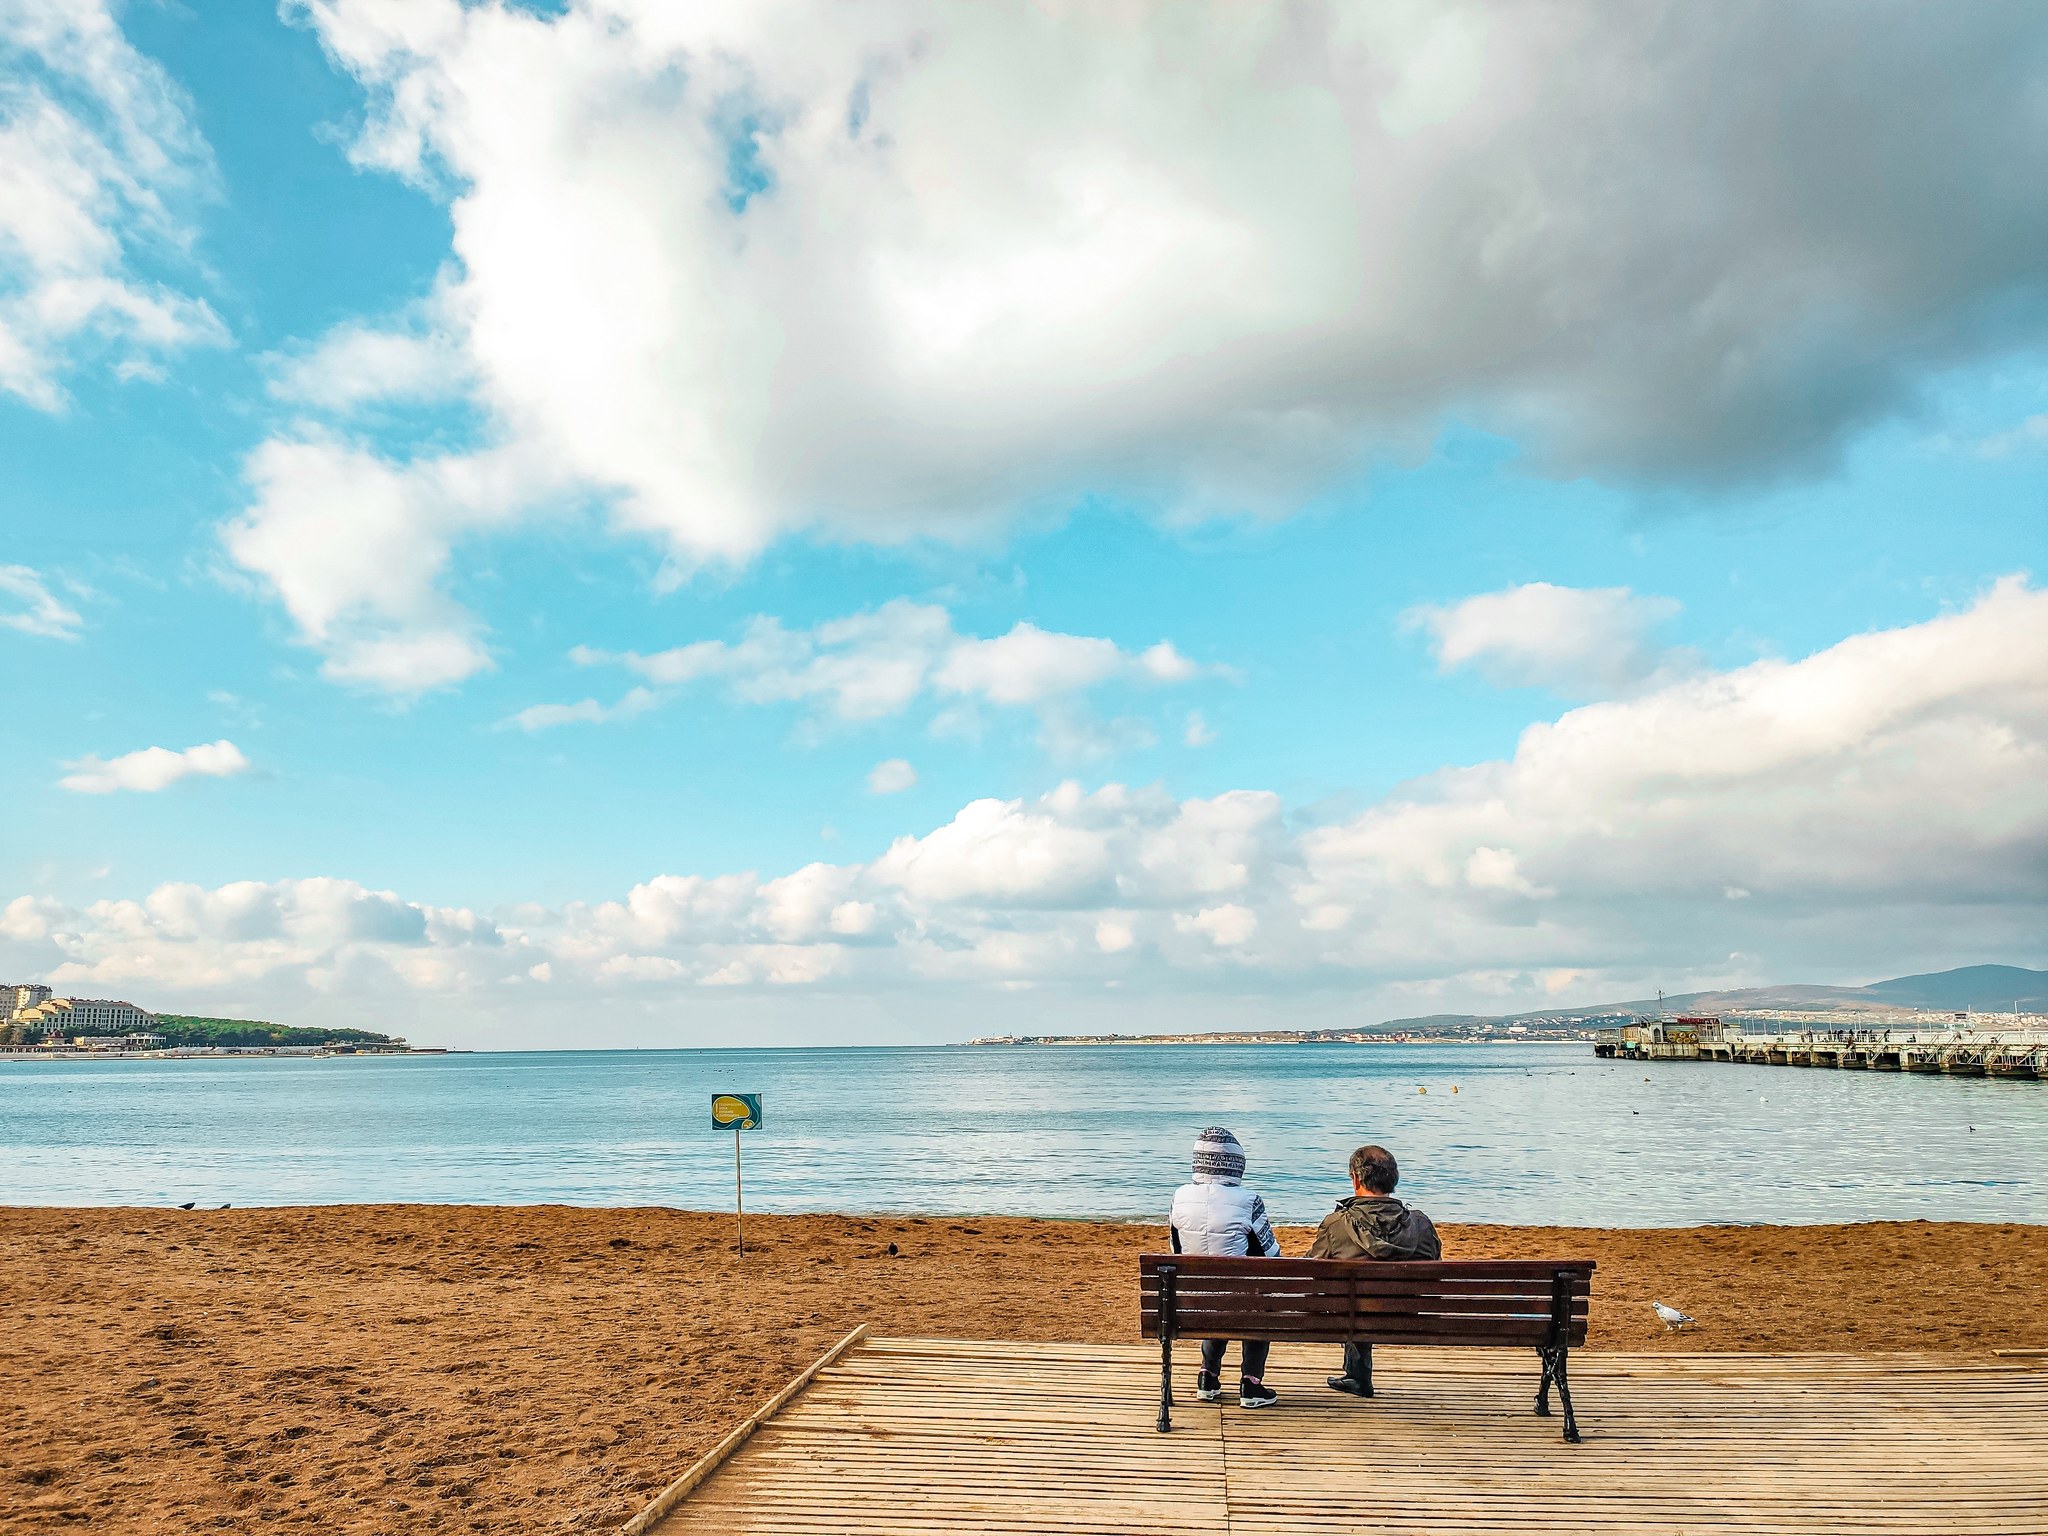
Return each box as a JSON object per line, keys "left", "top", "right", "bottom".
{"left": 5, "top": 1206, "right": 2043, "bottom": 1533}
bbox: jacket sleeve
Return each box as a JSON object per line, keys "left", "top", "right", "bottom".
{"left": 1246, "top": 1195, "right": 1281, "bottom": 1258}
{"left": 1305, "top": 1213, "right": 1334, "bottom": 1260}
{"left": 1169, "top": 1224, "right": 1182, "bottom": 1254}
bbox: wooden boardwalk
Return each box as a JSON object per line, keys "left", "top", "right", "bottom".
{"left": 649, "top": 1338, "right": 2048, "bottom": 1535}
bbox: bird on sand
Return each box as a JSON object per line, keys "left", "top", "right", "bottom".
{"left": 218, "top": 1203, "right": 231, "bottom": 1209}
{"left": 177, "top": 1202, "right": 195, "bottom": 1210}
{"left": 1651, "top": 1301, "right": 1695, "bottom": 1332}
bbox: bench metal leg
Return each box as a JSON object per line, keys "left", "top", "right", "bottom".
{"left": 1535, "top": 1346, "right": 1581, "bottom": 1442}
{"left": 1157, "top": 1330, "right": 1173, "bottom": 1433}
{"left": 1156, "top": 1264, "right": 1176, "bottom": 1434}
{"left": 1539, "top": 1269, "right": 1582, "bottom": 1443}
{"left": 1552, "top": 1346, "right": 1581, "bottom": 1443}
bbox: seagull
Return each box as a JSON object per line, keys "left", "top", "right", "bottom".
{"left": 1651, "top": 1301, "right": 1694, "bottom": 1332}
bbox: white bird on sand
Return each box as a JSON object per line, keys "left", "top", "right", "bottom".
{"left": 1651, "top": 1301, "right": 1695, "bottom": 1332}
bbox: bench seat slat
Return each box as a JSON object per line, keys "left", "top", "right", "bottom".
{"left": 1140, "top": 1303, "right": 1590, "bottom": 1328}
{"left": 1142, "top": 1281, "right": 1590, "bottom": 1307}
{"left": 1140, "top": 1288, "right": 1590, "bottom": 1312}
{"left": 1140, "top": 1311, "right": 1584, "bottom": 1343}
{"left": 1139, "top": 1255, "right": 1595, "bottom": 1280}
{"left": 1141, "top": 1273, "right": 1591, "bottom": 1297}
{"left": 1147, "top": 1325, "right": 1583, "bottom": 1347}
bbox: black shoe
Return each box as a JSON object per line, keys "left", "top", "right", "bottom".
{"left": 1239, "top": 1378, "right": 1278, "bottom": 1409}
{"left": 1326, "top": 1375, "right": 1374, "bottom": 1398}
{"left": 1194, "top": 1370, "right": 1223, "bottom": 1403}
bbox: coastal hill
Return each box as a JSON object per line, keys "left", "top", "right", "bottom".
{"left": 966, "top": 964, "right": 2047, "bottom": 1045}
{"left": 1481, "top": 963, "right": 2048, "bottom": 1025}
{"left": 152, "top": 1016, "right": 402, "bottom": 1050}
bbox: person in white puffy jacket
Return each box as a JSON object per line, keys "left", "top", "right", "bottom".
{"left": 1167, "top": 1125, "right": 1282, "bottom": 1408}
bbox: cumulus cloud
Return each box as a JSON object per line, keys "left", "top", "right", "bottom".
{"left": 0, "top": 563, "right": 82, "bottom": 638}
{"left": 267, "top": 311, "right": 470, "bottom": 413}
{"left": 537, "top": 600, "right": 1215, "bottom": 733}
{"left": 8, "top": 582, "right": 2044, "bottom": 1026}
{"left": 59, "top": 739, "right": 251, "bottom": 794}
{"left": 867, "top": 757, "right": 917, "bottom": 795}
{"left": 1406, "top": 582, "right": 1683, "bottom": 694}
{"left": 0, "top": 0, "right": 226, "bottom": 407}
{"left": 220, "top": 436, "right": 558, "bottom": 694}
{"left": 503, "top": 687, "right": 658, "bottom": 733}
{"left": 219, "top": 0, "right": 2048, "bottom": 662}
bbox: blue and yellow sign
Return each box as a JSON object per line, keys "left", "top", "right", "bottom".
{"left": 712, "top": 1093, "right": 762, "bottom": 1131}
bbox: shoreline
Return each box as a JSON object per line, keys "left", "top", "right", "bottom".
{"left": 5, "top": 1197, "right": 2045, "bottom": 1229}
{"left": 5, "top": 1206, "right": 2043, "bottom": 1532}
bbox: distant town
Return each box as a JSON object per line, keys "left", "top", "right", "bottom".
{"left": 0, "top": 983, "right": 429, "bottom": 1058}
{"left": 964, "top": 966, "right": 2048, "bottom": 1048}
{"left": 963, "top": 1004, "right": 2044, "bottom": 1049}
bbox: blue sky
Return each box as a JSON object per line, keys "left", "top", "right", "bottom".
{"left": 3, "top": 2, "right": 2045, "bottom": 1046}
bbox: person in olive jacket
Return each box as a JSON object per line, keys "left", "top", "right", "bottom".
{"left": 1307, "top": 1143, "right": 1441, "bottom": 1397}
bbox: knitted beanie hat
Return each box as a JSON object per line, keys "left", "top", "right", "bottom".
{"left": 1192, "top": 1125, "right": 1247, "bottom": 1179}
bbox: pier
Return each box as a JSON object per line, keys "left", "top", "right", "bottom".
{"left": 1594, "top": 1017, "right": 2048, "bottom": 1078}
{"left": 633, "top": 1336, "right": 2048, "bottom": 1535}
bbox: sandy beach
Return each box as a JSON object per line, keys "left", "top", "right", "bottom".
{"left": 5, "top": 1206, "right": 2043, "bottom": 1534}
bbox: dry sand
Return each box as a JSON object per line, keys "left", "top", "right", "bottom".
{"left": 5, "top": 1206, "right": 2044, "bottom": 1534}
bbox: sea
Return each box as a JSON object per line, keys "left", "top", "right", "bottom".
{"left": 3, "top": 1043, "right": 2045, "bottom": 1227}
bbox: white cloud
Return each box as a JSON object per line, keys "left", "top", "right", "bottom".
{"left": 1184, "top": 710, "right": 1216, "bottom": 747}
{"left": 937, "top": 626, "right": 1121, "bottom": 705}
{"left": 871, "top": 793, "right": 1116, "bottom": 907}
{"left": 221, "top": 436, "right": 558, "bottom": 694}
{"left": 504, "top": 687, "right": 658, "bottom": 733}
{"left": 267, "top": 313, "right": 470, "bottom": 412}
{"left": 1176, "top": 903, "right": 1259, "bottom": 948}
{"left": 59, "top": 739, "right": 251, "bottom": 794}
{"left": 1406, "top": 582, "right": 1682, "bottom": 694}
{"left": 227, "top": 0, "right": 2048, "bottom": 655}
{"left": 556, "top": 600, "right": 1215, "bottom": 731}
{"left": 0, "top": 563, "right": 83, "bottom": 638}
{"left": 0, "top": 1, "right": 226, "bottom": 407}
{"left": 9, "top": 582, "right": 2044, "bottom": 1031}
{"left": 867, "top": 757, "right": 917, "bottom": 794}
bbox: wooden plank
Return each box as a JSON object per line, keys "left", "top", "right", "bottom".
{"left": 643, "top": 1339, "right": 2048, "bottom": 1535}
{"left": 619, "top": 1324, "right": 869, "bottom": 1536}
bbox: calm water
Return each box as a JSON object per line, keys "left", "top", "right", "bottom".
{"left": 3, "top": 1044, "right": 2044, "bottom": 1226}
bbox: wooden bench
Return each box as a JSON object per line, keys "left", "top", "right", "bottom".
{"left": 1140, "top": 1254, "right": 1595, "bottom": 1442}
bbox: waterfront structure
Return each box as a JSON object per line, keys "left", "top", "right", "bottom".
{"left": 1596, "top": 1017, "right": 2047, "bottom": 1078}
{"left": 13, "top": 997, "right": 160, "bottom": 1036}
{"left": 0, "top": 983, "right": 53, "bottom": 1021}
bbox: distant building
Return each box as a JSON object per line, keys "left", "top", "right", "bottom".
{"left": 14, "top": 997, "right": 159, "bottom": 1035}
{"left": 1, "top": 983, "right": 53, "bottom": 1022}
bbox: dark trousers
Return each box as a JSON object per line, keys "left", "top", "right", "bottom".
{"left": 1200, "top": 1337, "right": 1271, "bottom": 1381}
{"left": 1337, "top": 1341, "right": 1373, "bottom": 1386}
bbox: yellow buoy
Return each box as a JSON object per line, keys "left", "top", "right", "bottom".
{"left": 1418, "top": 1086, "right": 1427, "bottom": 1094}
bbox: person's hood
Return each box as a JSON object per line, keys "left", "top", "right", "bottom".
{"left": 1336, "top": 1195, "right": 1429, "bottom": 1246}
{"left": 1190, "top": 1172, "right": 1243, "bottom": 1187}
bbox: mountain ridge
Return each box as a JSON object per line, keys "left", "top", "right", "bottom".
{"left": 1381, "top": 963, "right": 2048, "bottom": 1032}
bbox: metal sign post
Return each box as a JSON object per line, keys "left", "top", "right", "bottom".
{"left": 710, "top": 1094, "right": 762, "bottom": 1254}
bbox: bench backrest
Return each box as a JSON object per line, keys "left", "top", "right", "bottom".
{"left": 1140, "top": 1255, "right": 1594, "bottom": 1349}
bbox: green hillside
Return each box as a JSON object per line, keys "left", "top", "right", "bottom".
{"left": 148, "top": 1016, "right": 400, "bottom": 1049}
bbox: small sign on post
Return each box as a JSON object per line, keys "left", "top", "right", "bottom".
{"left": 711, "top": 1093, "right": 762, "bottom": 1254}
